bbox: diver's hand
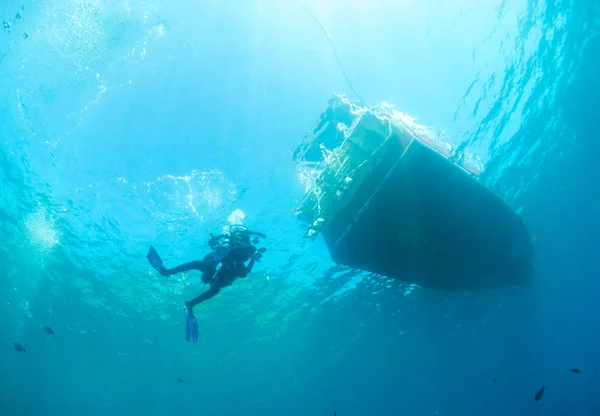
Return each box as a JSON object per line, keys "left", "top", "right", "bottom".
{"left": 208, "top": 233, "right": 219, "bottom": 248}
{"left": 252, "top": 250, "right": 264, "bottom": 262}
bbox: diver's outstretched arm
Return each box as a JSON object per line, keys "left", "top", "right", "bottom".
{"left": 243, "top": 258, "right": 257, "bottom": 276}
{"left": 241, "top": 248, "right": 266, "bottom": 277}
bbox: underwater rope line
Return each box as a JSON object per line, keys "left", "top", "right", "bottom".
{"left": 295, "top": 1, "right": 404, "bottom": 245}
{"left": 295, "top": 0, "right": 369, "bottom": 108}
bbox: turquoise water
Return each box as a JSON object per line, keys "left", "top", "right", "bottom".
{"left": 1, "top": 0, "right": 599, "bottom": 415}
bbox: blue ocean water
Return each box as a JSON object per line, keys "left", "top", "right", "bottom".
{"left": 1, "top": 0, "right": 599, "bottom": 415}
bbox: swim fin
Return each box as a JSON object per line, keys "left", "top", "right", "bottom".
{"left": 185, "top": 305, "right": 199, "bottom": 343}
{"left": 146, "top": 246, "right": 165, "bottom": 275}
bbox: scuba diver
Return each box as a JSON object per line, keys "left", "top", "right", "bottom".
{"left": 146, "top": 224, "right": 266, "bottom": 343}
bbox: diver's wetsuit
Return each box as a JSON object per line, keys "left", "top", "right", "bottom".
{"left": 159, "top": 243, "right": 259, "bottom": 309}
{"left": 147, "top": 225, "right": 266, "bottom": 318}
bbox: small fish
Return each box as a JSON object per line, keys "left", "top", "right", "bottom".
{"left": 569, "top": 368, "right": 581, "bottom": 374}
{"left": 492, "top": 378, "right": 497, "bottom": 383}
{"left": 177, "top": 379, "right": 183, "bottom": 383}
{"left": 42, "top": 326, "right": 55, "bottom": 335}
{"left": 535, "top": 385, "right": 545, "bottom": 401}
{"left": 12, "top": 343, "right": 26, "bottom": 352}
